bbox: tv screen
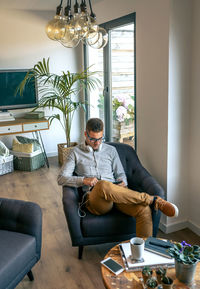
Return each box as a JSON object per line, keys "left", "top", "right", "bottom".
{"left": 0, "top": 69, "right": 38, "bottom": 111}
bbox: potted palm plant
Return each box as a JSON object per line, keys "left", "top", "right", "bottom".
{"left": 18, "top": 58, "right": 100, "bottom": 165}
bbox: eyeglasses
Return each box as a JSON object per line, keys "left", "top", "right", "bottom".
{"left": 86, "top": 131, "right": 104, "bottom": 143}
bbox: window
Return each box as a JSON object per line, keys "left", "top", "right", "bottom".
{"left": 84, "top": 13, "right": 136, "bottom": 148}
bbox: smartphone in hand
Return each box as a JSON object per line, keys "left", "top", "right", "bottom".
{"left": 113, "top": 180, "right": 123, "bottom": 184}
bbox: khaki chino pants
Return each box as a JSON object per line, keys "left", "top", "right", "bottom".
{"left": 86, "top": 180, "right": 153, "bottom": 238}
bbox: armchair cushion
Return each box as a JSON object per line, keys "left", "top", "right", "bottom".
{"left": 81, "top": 206, "right": 136, "bottom": 238}
{"left": 0, "top": 230, "right": 36, "bottom": 289}
{"left": 0, "top": 198, "right": 42, "bottom": 257}
{"left": 0, "top": 198, "right": 42, "bottom": 289}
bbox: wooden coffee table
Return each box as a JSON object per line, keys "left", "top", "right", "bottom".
{"left": 101, "top": 242, "right": 200, "bottom": 289}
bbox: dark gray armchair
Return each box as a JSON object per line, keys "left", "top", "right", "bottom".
{"left": 0, "top": 197, "right": 42, "bottom": 289}
{"left": 62, "top": 142, "right": 165, "bottom": 259}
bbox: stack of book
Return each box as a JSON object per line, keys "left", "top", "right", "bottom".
{"left": 119, "top": 237, "right": 175, "bottom": 271}
{"left": 0, "top": 112, "right": 15, "bottom": 122}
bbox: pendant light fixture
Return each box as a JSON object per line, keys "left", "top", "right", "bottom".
{"left": 45, "top": 0, "right": 108, "bottom": 49}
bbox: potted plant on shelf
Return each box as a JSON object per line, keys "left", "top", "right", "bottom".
{"left": 168, "top": 241, "right": 200, "bottom": 285}
{"left": 161, "top": 275, "right": 174, "bottom": 289}
{"left": 142, "top": 266, "right": 153, "bottom": 284}
{"left": 19, "top": 58, "right": 100, "bottom": 165}
{"left": 155, "top": 266, "right": 167, "bottom": 283}
{"left": 146, "top": 277, "right": 158, "bottom": 289}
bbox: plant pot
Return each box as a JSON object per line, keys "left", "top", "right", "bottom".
{"left": 156, "top": 267, "right": 167, "bottom": 283}
{"left": 155, "top": 273, "right": 162, "bottom": 284}
{"left": 161, "top": 283, "right": 173, "bottom": 289}
{"left": 142, "top": 272, "right": 152, "bottom": 285}
{"left": 57, "top": 142, "right": 77, "bottom": 166}
{"left": 175, "top": 260, "right": 198, "bottom": 285}
{"left": 161, "top": 277, "right": 173, "bottom": 289}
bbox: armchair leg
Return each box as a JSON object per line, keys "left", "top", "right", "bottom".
{"left": 27, "top": 270, "right": 34, "bottom": 281}
{"left": 78, "top": 245, "right": 84, "bottom": 259}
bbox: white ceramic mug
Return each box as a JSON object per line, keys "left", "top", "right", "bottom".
{"left": 130, "top": 237, "right": 144, "bottom": 260}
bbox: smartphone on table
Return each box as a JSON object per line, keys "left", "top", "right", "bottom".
{"left": 101, "top": 257, "right": 124, "bottom": 275}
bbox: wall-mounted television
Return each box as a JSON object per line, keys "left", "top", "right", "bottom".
{"left": 0, "top": 69, "right": 38, "bottom": 111}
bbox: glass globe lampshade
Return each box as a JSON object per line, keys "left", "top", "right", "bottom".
{"left": 60, "top": 37, "right": 80, "bottom": 48}
{"left": 73, "top": 12, "right": 90, "bottom": 39}
{"left": 61, "top": 21, "right": 76, "bottom": 43}
{"left": 45, "top": 15, "right": 66, "bottom": 41}
{"left": 45, "top": 1, "right": 108, "bottom": 50}
{"left": 86, "top": 18, "right": 99, "bottom": 42}
{"left": 88, "top": 27, "right": 108, "bottom": 49}
{"left": 86, "top": 29, "right": 99, "bottom": 46}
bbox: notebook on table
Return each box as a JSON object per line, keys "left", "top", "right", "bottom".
{"left": 119, "top": 241, "right": 174, "bottom": 272}
{"left": 145, "top": 237, "right": 173, "bottom": 259}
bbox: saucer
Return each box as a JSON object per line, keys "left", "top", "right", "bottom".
{"left": 130, "top": 256, "right": 145, "bottom": 263}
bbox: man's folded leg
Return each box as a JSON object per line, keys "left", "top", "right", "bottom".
{"left": 86, "top": 180, "right": 179, "bottom": 219}
{"left": 115, "top": 203, "right": 153, "bottom": 238}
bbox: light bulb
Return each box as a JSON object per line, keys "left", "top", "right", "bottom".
{"left": 86, "top": 19, "right": 99, "bottom": 42}
{"left": 60, "top": 37, "right": 80, "bottom": 48}
{"left": 61, "top": 21, "right": 76, "bottom": 43}
{"left": 45, "top": 15, "right": 66, "bottom": 41}
{"left": 86, "top": 30, "right": 99, "bottom": 46}
{"left": 73, "top": 12, "right": 90, "bottom": 39}
{"left": 89, "top": 27, "right": 108, "bottom": 49}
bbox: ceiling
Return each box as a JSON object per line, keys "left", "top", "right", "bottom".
{"left": 1, "top": 0, "right": 102, "bottom": 11}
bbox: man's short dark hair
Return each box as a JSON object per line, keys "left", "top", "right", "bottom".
{"left": 86, "top": 118, "right": 104, "bottom": 132}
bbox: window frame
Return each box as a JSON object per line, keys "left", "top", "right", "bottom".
{"left": 84, "top": 12, "right": 136, "bottom": 149}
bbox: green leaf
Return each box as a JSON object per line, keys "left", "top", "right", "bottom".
{"left": 18, "top": 58, "right": 99, "bottom": 143}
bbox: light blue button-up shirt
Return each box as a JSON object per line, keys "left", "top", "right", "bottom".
{"left": 57, "top": 143, "right": 127, "bottom": 191}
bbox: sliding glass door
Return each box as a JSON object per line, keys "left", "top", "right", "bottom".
{"left": 85, "top": 13, "right": 136, "bottom": 148}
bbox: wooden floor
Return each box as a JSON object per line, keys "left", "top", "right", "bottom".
{"left": 1, "top": 157, "right": 199, "bottom": 289}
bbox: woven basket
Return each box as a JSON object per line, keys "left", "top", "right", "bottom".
{"left": 57, "top": 142, "right": 77, "bottom": 166}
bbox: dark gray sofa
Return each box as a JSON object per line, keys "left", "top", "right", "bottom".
{"left": 0, "top": 198, "right": 42, "bottom": 289}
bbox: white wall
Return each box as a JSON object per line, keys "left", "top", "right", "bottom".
{"left": 0, "top": 9, "right": 84, "bottom": 156}
{"left": 94, "top": 0, "right": 171, "bottom": 226}
{"left": 95, "top": 0, "right": 170, "bottom": 184}
{"left": 95, "top": 0, "right": 200, "bottom": 235}
{"left": 189, "top": 0, "right": 200, "bottom": 235}
{"left": 164, "top": 0, "right": 192, "bottom": 233}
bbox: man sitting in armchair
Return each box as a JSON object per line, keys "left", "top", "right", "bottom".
{"left": 58, "top": 118, "right": 178, "bottom": 238}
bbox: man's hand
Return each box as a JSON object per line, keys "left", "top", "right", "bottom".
{"left": 83, "top": 177, "right": 99, "bottom": 187}
{"left": 117, "top": 181, "right": 126, "bottom": 187}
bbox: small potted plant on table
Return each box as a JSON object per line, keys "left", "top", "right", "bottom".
{"left": 142, "top": 266, "right": 153, "bottom": 285}
{"left": 168, "top": 241, "right": 200, "bottom": 284}
{"left": 155, "top": 266, "right": 167, "bottom": 283}
{"left": 161, "top": 276, "right": 174, "bottom": 289}
{"left": 168, "top": 241, "right": 200, "bottom": 285}
{"left": 146, "top": 277, "right": 158, "bottom": 289}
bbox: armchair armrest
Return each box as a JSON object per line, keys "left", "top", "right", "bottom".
{"left": 62, "top": 186, "right": 83, "bottom": 246}
{"left": 129, "top": 163, "right": 165, "bottom": 199}
{"left": 140, "top": 173, "right": 165, "bottom": 198}
{"left": 0, "top": 197, "right": 42, "bottom": 257}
